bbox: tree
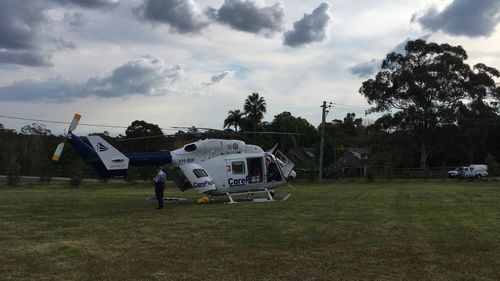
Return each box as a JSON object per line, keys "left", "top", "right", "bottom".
{"left": 224, "top": 109, "right": 245, "bottom": 132}
{"left": 124, "top": 120, "right": 165, "bottom": 152}
{"left": 243, "top": 92, "right": 267, "bottom": 131}
{"left": 360, "top": 40, "right": 499, "bottom": 169}
{"left": 20, "top": 123, "right": 51, "bottom": 136}
{"left": 269, "top": 111, "right": 318, "bottom": 152}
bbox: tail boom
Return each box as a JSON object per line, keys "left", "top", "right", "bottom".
{"left": 67, "top": 133, "right": 172, "bottom": 179}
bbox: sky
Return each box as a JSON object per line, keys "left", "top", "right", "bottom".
{"left": 1, "top": 0, "right": 500, "bottom": 135}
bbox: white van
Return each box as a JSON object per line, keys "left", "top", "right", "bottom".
{"left": 459, "top": 164, "right": 488, "bottom": 180}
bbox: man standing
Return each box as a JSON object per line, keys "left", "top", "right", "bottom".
{"left": 153, "top": 166, "right": 167, "bottom": 209}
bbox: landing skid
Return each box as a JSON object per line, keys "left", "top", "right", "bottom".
{"left": 145, "top": 197, "right": 187, "bottom": 202}
{"left": 225, "top": 188, "right": 292, "bottom": 204}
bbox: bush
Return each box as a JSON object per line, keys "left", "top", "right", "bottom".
{"left": 7, "top": 158, "right": 21, "bottom": 186}
{"left": 366, "top": 168, "right": 375, "bottom": 182}
{"left": 485, "top": 154, "right": 498, "bottom": 177}
{"left": 68, "top": 168, "right": 83, "bottom": 187}
{"left": 39, "top": 161, "right": 52, "bottom": 184}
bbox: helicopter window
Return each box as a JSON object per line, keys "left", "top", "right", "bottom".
{"left": 193, "top": 169, "right": 208, "bottom": 178}
{"left": 184, "top": 143, "right": 197, "bottom": 152}
{"left": 231, "top": 161, "right": 245, "bottom": 174}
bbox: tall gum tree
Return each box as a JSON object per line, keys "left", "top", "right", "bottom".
{"left": 360, "top": 40, "right": 499, "bottom": 169}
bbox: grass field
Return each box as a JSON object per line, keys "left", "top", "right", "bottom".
{"left": 1, "top": 180, "right": 499, "bottom": 281}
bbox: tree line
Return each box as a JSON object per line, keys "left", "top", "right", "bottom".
{"left": 1, "top": 40, "right": 500, "bottom": 182}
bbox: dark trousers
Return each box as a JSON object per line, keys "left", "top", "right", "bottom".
{"left": 155, "top": 182, "right": 165, "bottom": 208}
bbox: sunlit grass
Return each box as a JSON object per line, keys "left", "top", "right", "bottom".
{"left": 1, "top": 180, "right": 499, "bottom": 280}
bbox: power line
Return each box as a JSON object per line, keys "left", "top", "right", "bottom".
{"left": 0, "top": 114, "right": 179, "bottom": 131}
{"left": 334, "top": 103, "right": 370, "bottom": 110}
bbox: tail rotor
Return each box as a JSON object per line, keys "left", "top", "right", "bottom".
{"left": 51, "top": 113, "right": 81, "bottom": 162}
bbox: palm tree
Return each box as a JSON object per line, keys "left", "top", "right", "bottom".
{"left": 243, "top": 92, "right": 267, "bottom": 131}
{"left": 223, "top": 109, "right": 244, "bottom": 132}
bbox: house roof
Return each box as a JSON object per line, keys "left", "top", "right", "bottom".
{"left": 288, "top": 148, "right": 316, "bottom": 162}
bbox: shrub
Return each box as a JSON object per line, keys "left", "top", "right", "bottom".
{"left": 366, "top": 168, "right": 375, "bottom": 182}
{"left": 7, "top": 158, "right": 21, "bottom": 186}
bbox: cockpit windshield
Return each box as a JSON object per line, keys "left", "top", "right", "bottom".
{"left": 184, "top": 143, "right": 197, "bottom": 152}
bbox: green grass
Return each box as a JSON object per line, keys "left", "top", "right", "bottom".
{"left": 0, "top": 180, "right": 499, "bottom": 281}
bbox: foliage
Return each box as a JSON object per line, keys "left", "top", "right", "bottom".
{"left": 69, "top": 171, "right": 83, "bottom": 187}
{"left": 243, "top": 92, "right": 267, "bottom": 131}
{"left": 122, "top": 120, "right": 165, "bottom": 152}
{"left": 485, "top": 153, "right": 499, "bottom": 176}
{"left": 360, "top": 40, "right": 500, "bottom": 169}
{"left": 268, "top": 111, "right": 318, "bottom": 152}
{"left": 20, "top": 123, "right": 51, "bottom": 136}
{"left": 39, "top": 160, "right": 53, "bottom": 184}
{"left": 6, "top": 157, "right": 20, "bottom": 186}
{"left": 366, "top": 168, "right": 375, "bottom": 182}
{"left": 223, "top": 109, "right": 245, "bottom": 132}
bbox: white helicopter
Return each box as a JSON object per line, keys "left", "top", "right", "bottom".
{"left": 52, "top": 114, "right": 297, "bottom": 203}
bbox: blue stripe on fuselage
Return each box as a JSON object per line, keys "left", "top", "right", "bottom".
{"left": 127, "top": 152, "right": 172, "bottom": 167}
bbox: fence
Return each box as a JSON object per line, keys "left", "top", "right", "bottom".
{"left": 295, "top": 166, "right": 461, "bottom": 180}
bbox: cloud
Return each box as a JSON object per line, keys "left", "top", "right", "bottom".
{"left": 0, "top": 1, "right": 47, "bottom": 50}
{"left": 204, "top": 70, "right": 233, "bottom": 85}
{"left": 0, "top": 57, "right": 184, "bottom": 101}
{"left": 209, "top": 0, "right": 284, "bottom": 36}
{"left": 50, "top": 0, "right": 119, "bottom": 9}
{"left": 348, "top": 60, "right": 381, "bottom": 79}
{"left": 134, "top": 0, "right": 209, "bottom": 34}
{"left": 283, "top": 2, "right": 331, "bottom": 47}
{"left": 85, "top": 57, "right": 183, "bottom": 97}
{"left": 64, "top": 12, "right": 88, "bottom": 29}
{"left": 0, "top": 0, "right": 52, "bottom": 67}
{"left": 0, "top": 50, "right": 53, "bottom": 67}
{"left": 348, "top": 35, "right": 431, "bottom": 78}
{"left": 0, "top": 77, "right": 81, "bottom": 102}
{"left": 413, "top": 0, "right": 500, "bottom": 37}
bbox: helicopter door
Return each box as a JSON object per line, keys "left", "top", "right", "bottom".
{"left": 247, "top": 157, "right": 264, "bottom": 184}
{"left": 178, "top": 164, "right": 216, "bottom": 194}
{"left": 226, "top": 159, "right": 248, "bottom": 188}
{"left": 274, "top": 150, "right": 295, "bottom": 178}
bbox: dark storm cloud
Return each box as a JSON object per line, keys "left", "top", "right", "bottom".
{"left": 414, "top": 0, "right": 500, "bottom": 37}
{"left": 0, "top": 0, "right": 119, "bottom": 67}
{"left": 0, "top": 0, "right": 53, "bottom": 67}
{"left": 283, "top": 2, "right": 331, "bottom": 47}
{"left": 0, "top": 57, "right": 184, "bottom": 101}
{"left": 0, "top": 0, "right": 47, "bottom": 50}
{"left": 209, "top": 0, "right": 284, "bottom": 36}
{"left": 134, "top": 0, "right": 209, "bottom": 34}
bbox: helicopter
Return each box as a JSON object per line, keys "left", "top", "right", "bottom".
{"left": 52, "top": 114, "right": 297, "bottom": 203}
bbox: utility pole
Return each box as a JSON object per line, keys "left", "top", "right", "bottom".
{"left": 318, "top": 101, "right": 332, "bottom": 180}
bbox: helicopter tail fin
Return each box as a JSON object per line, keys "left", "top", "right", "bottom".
{"left": 67, "top": 133, "right": 129, "bottom": 179}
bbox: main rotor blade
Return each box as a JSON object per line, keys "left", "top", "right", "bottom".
{"left": 69, "top": 113, "right": 81, "bottom": 132}
{"left": 52, "top": 142, "right": 65, "bottom": 161}
{"left": 267, "top": 143, "right": 278, "bottom": 154}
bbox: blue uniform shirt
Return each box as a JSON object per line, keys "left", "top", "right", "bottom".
{"left": 153, "top": 169, "right": 167, "bottom": 183}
